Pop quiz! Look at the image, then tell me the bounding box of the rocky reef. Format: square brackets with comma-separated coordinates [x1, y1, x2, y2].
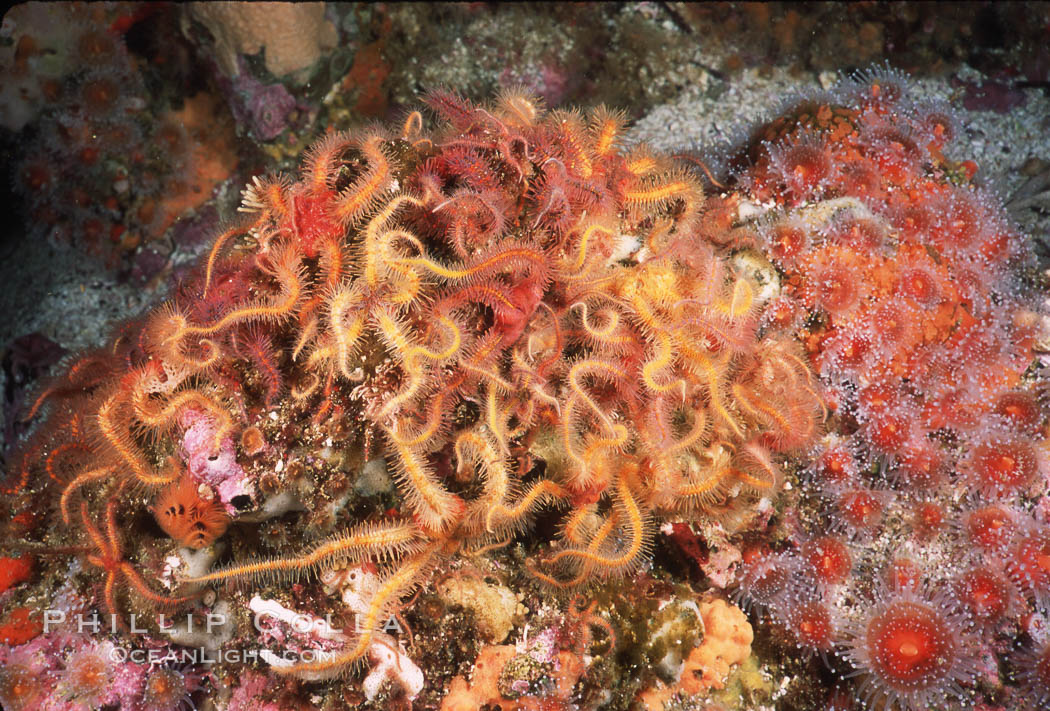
[1, 4, 1049, 711]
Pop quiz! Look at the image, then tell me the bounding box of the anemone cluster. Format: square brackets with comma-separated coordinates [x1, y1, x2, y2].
[8, 3, 229, 271]
[731, 68, 1048, 711]
[0, 631, 201, 711]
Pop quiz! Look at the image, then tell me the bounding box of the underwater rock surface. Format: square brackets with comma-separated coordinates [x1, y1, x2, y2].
[2, 4, 1050, 711]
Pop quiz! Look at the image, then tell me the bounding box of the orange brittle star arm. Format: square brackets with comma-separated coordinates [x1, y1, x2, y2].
[170, 249, 304, 340]
[273, 542, 440, 677]
[387, 433, 465, 533]
[180, 520, 422, 587]
[543, 474, 647, 577]
[567, 360, 625, 434]
[60, 467, 114, 524]
[641, 330, 687, 400]
[97, 392, 178, 487]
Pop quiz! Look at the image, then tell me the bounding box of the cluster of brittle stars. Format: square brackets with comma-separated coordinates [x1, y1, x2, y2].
[8, 88, 822, 679]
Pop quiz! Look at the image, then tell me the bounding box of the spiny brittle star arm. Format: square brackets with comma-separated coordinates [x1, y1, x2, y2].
[568, 360, 625, 434]
[641, 329, 687, 400]
[97, 392, 177, 487]
[179, 521, 422, 587]
[273, 541, 440, 676]
[543, 474, 646, 578]
[171, 251, 304, 340]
